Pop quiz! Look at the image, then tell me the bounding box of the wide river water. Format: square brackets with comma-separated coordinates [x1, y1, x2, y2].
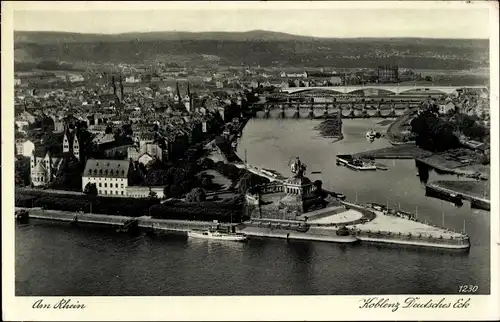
[15, 118, 490, 295]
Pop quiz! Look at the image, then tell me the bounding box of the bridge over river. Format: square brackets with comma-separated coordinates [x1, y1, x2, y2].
[281, 85, 488, 95]
[252, 101, 415, 118]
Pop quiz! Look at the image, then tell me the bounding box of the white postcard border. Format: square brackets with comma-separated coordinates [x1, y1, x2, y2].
[2, 1, 499, 321]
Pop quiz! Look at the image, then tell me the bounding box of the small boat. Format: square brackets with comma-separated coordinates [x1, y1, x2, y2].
[367, 203, 387, 212]
[333, 193, 347, 200]
[188, 229, 247, 242]
[395, 210, 415, 220]
[366, 129, 377, 139]
[345, 158, 377, 171]
[15, 209, 29, 221]
[336, 155, 377, 171]
[336, 226, 351, 236]
[296, 224, 310, 233]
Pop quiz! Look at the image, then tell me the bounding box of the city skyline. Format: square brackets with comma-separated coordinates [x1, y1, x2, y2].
[12, 2, 492, 39]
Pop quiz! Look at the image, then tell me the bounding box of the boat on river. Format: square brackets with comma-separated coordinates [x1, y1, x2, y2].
[366, 129, 377, 139]
[336, 155, 377, 171]
[188, 229, 248, 242]
[15, 209, 29, 221]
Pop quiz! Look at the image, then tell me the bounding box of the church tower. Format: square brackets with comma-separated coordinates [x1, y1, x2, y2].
[111, 76, 117, 96]
[184, 82, 193, 113]
[119, 75, 124, 103]
[174, 82, 181, 103]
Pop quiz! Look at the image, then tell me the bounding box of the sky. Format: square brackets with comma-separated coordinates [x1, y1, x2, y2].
[11, 2, 493, 39]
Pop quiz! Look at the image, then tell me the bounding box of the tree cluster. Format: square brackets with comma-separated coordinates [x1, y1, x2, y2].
[453, 114, 487, 142]
[214, 161, 270, 187]
[15, 156, 31, 187]
[149, 195, 246, 223]
[49, 155, 84, 191]
[83, 182, 98, 196]
[410, 110, 460, 152]
[185, 187, 207, 202]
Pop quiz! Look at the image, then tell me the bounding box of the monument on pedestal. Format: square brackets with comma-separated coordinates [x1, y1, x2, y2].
[278, 157, 314, 220]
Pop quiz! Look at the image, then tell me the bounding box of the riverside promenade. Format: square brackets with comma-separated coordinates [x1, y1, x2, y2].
[386, 107, 418, 144]
[237, 200, 470, 250]
[426, 180, 490, 206]
[314, 201, 469, 250]
[16, 207, 235, 233]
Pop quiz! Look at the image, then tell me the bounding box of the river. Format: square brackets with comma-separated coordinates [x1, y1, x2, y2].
[15, 118, 490, 295]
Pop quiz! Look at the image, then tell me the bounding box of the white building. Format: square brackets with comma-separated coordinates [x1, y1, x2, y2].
[330, 76, 343, 85]
[439, 102, 456, 115]
[125, 75, 141, 83]
[126, 186, 165, 199]
[16, 139, 35, 157]
[69, 74, 84, 83]
[82, 159, 130, 196]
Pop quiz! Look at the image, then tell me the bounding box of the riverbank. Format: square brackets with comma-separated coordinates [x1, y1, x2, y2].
[416, 154, 489, 180]
[386, 107, 418, 144]
[235, 200, 470, 250]
[16, 207, 236, 233]
[352, 144, 432, 159]
[426, 180, 490, 205]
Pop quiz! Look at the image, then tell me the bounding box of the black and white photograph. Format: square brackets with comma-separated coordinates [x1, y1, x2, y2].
[2, 1, 499, 320]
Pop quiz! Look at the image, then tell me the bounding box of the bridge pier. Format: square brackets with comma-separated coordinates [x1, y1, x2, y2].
[405, 102, 411, 113]
[308, 106, 314, 119]
[264, 105, 270, 118]
[294, 104, 300, 118]
[361, 103, 368, 119]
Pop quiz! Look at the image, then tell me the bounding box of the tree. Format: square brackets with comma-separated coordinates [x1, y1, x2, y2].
[237, 173, 252, 194]
[50, 156, 84, 190]
[148, 190, 158, 199]
[15, 156, 31, 187]
[121, 123, 133, 137]
[83, 182, 98, 196]
[201, 176, 213, 189]
[105, 126, 113, 134]
[185, 187, 206, 202]
[145, 169, 169, 186]
[410, 110, 460, 152]
[163, 185, 171, 198]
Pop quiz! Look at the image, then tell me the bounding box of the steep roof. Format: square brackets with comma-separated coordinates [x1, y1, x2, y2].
[83, 159, 130, 179]
[31, 162, 47, 174]
[92, 133, 115, 145]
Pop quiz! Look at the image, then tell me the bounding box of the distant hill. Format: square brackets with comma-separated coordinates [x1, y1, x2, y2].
[14, 30, 489, 70]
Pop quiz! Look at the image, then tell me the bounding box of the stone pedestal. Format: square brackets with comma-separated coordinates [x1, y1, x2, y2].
[278, 176, 314, 220]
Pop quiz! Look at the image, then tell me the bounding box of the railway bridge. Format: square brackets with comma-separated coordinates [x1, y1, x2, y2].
[281, 85, 488, 95]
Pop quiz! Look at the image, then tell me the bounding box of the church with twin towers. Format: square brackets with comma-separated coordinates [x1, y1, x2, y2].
[107, 75, 194, 113]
